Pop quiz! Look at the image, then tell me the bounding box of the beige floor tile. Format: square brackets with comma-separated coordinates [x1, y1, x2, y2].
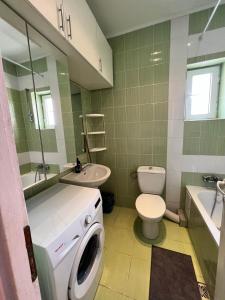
[94, 285, 133, 300]
[106, 227, 136, 255]
[158, 238, 185, 253]
[101, 207, 205, 299]
[114, 208, 138, 229]
[100, 248, 131, 294]
[163, 219, 191, 244]
[132, 239, 152, 260]
[103, 207, 120, 227]
[123, 257, 151, 300]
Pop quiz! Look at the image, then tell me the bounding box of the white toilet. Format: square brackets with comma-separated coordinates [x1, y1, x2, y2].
[135, 166, 166, 239]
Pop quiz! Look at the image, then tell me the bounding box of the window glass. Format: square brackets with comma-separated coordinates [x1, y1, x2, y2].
[186, 66, 220, 120]
[191, 73, 212, 115]
[31, 90, 55, 129]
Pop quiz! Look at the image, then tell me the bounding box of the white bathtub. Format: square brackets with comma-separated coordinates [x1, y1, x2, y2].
[186, 185, 221, 246]
[21, 172, 56, 191]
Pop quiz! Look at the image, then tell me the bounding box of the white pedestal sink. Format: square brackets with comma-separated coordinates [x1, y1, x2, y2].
[60, 163, 111, 188]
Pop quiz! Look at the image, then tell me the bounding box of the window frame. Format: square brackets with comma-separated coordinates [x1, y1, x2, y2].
[31, 90, 55, 130]
[185, 65, 220, 120]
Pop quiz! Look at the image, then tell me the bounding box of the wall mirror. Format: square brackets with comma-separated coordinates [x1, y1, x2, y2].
[0, 12, 45, 191]
[185, 55, 225, 121]
[27, 24, 68, 174]
[70, 81, 85, 156]
[0, 4, 68, 191]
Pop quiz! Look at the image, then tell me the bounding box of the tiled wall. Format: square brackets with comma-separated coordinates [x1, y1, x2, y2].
[175, 5, 225, 209]
[189, 4, 225, 34]
[183, 120, 225, 156]
[7, 88, 29, 153]
[90, 21, 170, 207]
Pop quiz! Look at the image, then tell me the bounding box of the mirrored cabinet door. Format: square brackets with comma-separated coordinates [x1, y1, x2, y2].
[27, 24, 71, 175]
[0, 5, 45, 191]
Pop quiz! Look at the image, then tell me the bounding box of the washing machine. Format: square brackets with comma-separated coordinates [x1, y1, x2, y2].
[26, 183, 104, 300]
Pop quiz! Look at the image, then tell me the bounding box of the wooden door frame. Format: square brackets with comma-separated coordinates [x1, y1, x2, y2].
[0, 55, 41, 299]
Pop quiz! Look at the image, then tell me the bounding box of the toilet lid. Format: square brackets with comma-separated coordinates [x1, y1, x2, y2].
[135, 194, 166, 220]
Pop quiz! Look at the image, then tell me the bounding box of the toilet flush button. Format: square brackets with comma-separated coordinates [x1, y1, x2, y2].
[85, 215, 92, 225]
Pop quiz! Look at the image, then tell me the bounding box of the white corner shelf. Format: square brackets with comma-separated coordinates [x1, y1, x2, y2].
[89, 147, 107, 153]
[85, 114, 104, 117]
[81, 131, 105, 135]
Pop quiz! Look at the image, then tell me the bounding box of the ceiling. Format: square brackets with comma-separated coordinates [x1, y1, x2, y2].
[86, 0, 223, 38]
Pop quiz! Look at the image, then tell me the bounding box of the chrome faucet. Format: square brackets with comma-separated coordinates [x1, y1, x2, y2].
[202, 175, 222, 183]
[35, 164, 49, 182]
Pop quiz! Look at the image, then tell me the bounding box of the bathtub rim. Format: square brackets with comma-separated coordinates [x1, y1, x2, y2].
[21, 172, 56, 191]
[186, 185, 220, 247]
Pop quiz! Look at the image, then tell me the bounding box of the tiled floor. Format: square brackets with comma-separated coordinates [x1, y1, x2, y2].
[94, 206, 205, 300]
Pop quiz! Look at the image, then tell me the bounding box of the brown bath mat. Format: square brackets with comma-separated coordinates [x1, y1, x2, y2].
[149, 246, 201, 300]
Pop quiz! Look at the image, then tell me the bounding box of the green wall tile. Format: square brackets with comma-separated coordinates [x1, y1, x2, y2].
[90, 21, 170, 208]
[138, 26, 154, 48]
[126, 105, 139, 122]
[109, 36, 125, 53]
[139, 85, 154, 104]
[126, 87, 140, 105]
[114, 90, 126, 106]
[125, 49, 139, 70]
[139, 66, 154, 85]
[183, 119, 225, 156]
[124, 31, 139, 50]
[183, 137, 200, 155]
[140, 103, 154, 121]
[189, 4, 225, 35]
[154, 102, 168, 120]
[114, 71, 126, 90]
[125, 69, 139, 87]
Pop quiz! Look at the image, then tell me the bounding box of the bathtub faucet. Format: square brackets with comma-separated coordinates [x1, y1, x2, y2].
[202, 175, 222, 183]
[35, 164, 50, 182]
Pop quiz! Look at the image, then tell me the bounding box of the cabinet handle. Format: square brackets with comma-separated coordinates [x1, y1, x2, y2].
[66, 15, 72, 39]
[99, 58, 102, 72]
[58, 4, 64, 31]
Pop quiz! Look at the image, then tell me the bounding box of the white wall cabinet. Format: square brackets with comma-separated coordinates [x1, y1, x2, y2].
[25, 0, 113, 87]
[28, 0, 63, 33]
[63, 0, 99, 71]
[96, 24, 113, 84]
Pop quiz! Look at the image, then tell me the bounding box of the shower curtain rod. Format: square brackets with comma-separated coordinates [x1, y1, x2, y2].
[199, 0, 222, 40]
[2, 56, 44, 78]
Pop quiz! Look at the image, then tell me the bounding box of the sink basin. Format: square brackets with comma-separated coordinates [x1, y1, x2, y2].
[60, 163, 111, 188]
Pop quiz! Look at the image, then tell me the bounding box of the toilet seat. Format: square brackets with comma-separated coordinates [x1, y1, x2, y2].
[135, 194, 166, 221]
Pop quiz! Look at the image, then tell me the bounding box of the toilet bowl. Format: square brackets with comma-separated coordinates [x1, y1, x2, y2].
[135, 166, 166, 239]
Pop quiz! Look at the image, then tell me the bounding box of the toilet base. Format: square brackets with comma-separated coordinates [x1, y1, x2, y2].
[142, 220, 159, 239]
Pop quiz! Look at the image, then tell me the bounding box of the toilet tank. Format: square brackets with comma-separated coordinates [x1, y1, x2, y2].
[137, 166, 166, 194]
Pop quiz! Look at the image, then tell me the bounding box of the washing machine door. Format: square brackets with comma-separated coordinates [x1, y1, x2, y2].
[68, 222, 104, 300]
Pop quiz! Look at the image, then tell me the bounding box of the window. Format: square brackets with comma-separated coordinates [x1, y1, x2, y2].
[185, 66, 220, 120]
[31, 90, 55, 129]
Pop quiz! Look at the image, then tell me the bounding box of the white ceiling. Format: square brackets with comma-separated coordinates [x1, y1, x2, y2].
[87, 0, 224, 38]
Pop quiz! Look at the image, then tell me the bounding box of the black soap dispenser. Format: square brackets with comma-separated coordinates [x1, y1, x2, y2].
[74, 158, 82, 173]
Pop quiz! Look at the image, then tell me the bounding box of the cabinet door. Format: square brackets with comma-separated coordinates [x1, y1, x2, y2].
[96, 24, 113, 84]
[64, 0, 98, 70]
[27, 0, 65, 34]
